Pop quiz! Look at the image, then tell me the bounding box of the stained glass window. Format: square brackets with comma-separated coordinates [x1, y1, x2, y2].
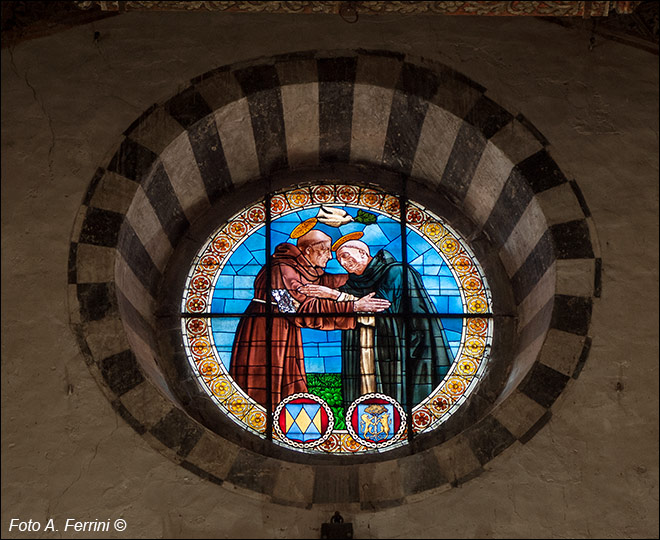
[181, 184, 492, 454]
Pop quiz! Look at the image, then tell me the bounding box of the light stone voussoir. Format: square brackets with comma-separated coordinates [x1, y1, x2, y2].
[491, 389, 549, 439]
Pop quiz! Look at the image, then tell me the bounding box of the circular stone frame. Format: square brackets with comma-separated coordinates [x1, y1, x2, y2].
[68, 49, 599, 508]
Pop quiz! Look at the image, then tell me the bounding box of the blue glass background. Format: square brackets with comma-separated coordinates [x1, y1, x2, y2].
[210, 207, 464, 372]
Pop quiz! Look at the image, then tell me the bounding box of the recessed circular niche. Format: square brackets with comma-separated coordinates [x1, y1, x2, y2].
[179, 182, 493, 455]
[69, 50, 598, 506]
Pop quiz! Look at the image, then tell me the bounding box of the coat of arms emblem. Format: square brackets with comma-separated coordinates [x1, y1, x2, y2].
[358, 403, 393, 442]
[346, 393, 406, 448]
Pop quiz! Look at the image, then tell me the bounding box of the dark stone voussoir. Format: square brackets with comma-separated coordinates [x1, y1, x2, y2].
[106, 137, 158, 183]
[464, 95, 514, 139]
[520, 361, 570, 409]
[463, 415, 517, 466]
[68, 242, 78, 284]
[78, 206, 125, 248]
[318, 57, 357, 163]
[550, 294, 592, 336]
[382, 92, 428, 175]
[396, 61, 439, 101]
[150, 407, 204, 458]
[235, 65, 288, 176]
[77, 282, 118, 322]
[440, 122, 488, 203]
[164, 85, 214, 130]
[510, 230, 555, 304]
[115, 288, 159, 352]
[516, 149, 567, 194]
[143, 162, 190, 248]
[550, 219, 594, 259]
[100, 349, 145, 397]
[186, 116, 234, 204]
[482, 167, 534, 249]
[116, 222, 163, 297]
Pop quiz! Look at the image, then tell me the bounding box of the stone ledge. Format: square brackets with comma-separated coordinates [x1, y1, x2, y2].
[519, 409, 552, 444]
[111, 398, 147, 435]
[67, 284, 82, 325]
[403, 481, 452, 504]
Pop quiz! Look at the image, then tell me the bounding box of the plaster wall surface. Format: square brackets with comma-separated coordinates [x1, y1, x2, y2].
[1, 11, 658, 539]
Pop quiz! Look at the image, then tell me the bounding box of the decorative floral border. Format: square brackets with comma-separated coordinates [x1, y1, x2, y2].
[181, 183, 492, 453]
[75, 1, 632, 17]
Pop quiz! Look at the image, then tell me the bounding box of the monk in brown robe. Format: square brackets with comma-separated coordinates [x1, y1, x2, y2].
[229, 230, 390, 410]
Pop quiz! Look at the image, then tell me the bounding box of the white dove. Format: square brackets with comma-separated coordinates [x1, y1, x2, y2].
[316, 206, 354, 227]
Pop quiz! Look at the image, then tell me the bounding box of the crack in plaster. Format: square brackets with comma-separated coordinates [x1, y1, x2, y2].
[7, 46, 57, 183]
[47, 416, 121, 517]
[90, 30, 147, 114]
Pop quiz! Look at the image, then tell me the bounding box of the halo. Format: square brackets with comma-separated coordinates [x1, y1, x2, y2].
[290, 217, 318, 239]
[331, 231, 364, 251]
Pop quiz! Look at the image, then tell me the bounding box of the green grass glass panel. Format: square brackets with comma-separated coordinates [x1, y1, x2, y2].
[306, 373, 345, 430]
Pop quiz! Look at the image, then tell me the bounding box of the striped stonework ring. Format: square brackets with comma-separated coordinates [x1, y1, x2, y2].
[68, 49, 599, 508]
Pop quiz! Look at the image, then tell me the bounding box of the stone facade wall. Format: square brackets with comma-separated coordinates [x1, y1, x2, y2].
[2, 11, 658, 539]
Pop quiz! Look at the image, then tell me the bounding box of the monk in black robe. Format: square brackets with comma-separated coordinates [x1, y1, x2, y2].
[335, 240, 453, 409]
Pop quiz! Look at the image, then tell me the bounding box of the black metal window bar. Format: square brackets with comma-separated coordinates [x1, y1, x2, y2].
[182, 179, 494, 446]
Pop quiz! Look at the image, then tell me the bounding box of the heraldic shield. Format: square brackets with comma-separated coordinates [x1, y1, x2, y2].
[273, 393, 335, 449]
[346, 394, 407, 448]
